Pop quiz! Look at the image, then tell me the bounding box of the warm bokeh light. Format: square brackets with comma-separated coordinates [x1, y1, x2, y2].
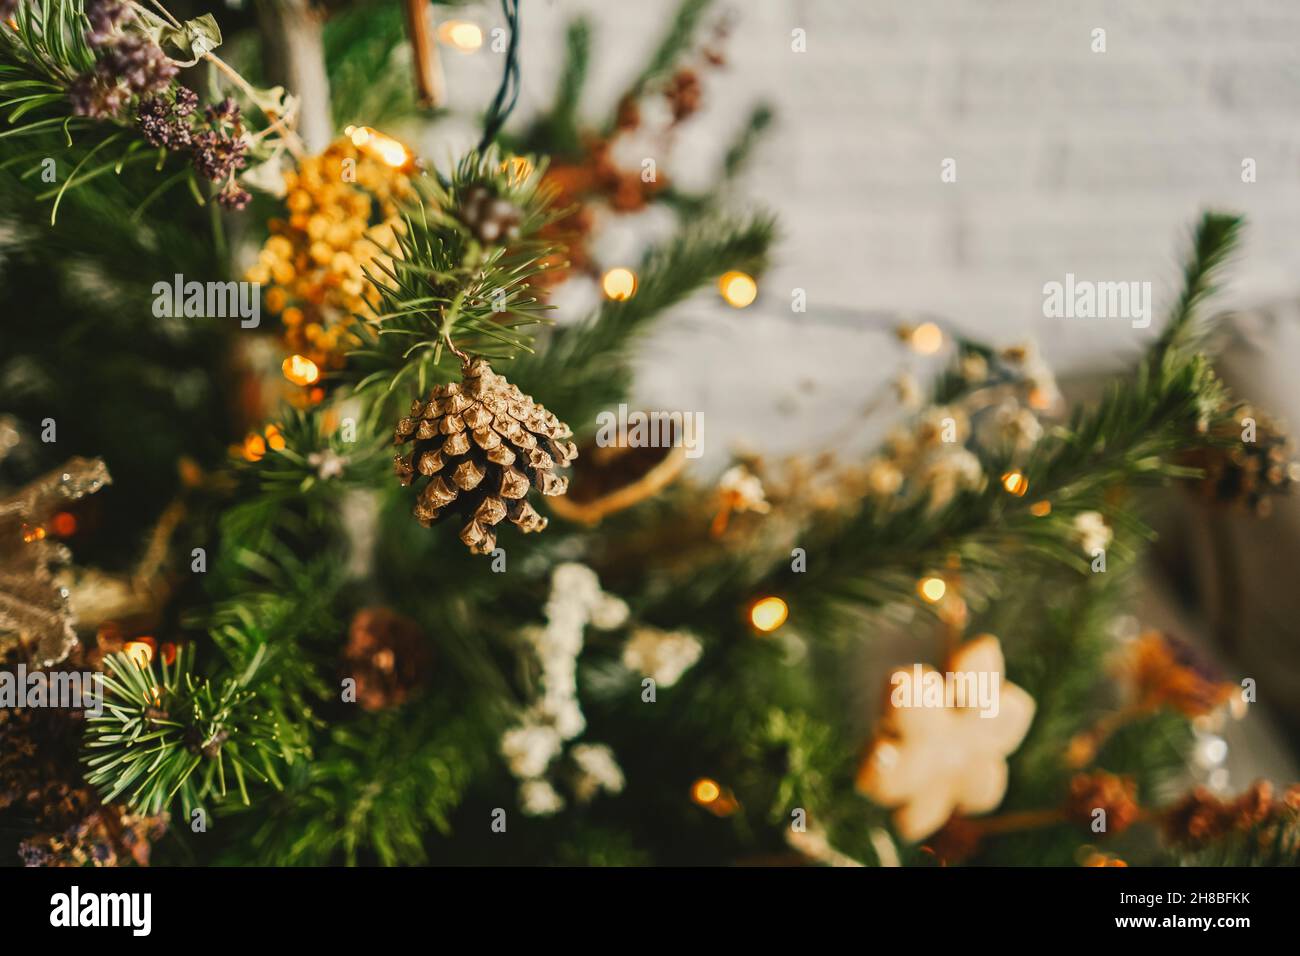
[917, 576, 947, 603]
[22, 524, 46, 543]
[719, 270, 758, 308]
[749, 596, 789, 632]
[50, 512, 77, 536]
[601, 267, 638, 301]
[909, 321, 944, 355]
[343, 125, 410, 168]
[1002, 470, 1029, 497]
[283, 354, 321, 386]
[438, 19, 484, 51]
[1030, 499, 1052, 517]
[691, 778, 721, 805]
[264, 424, 287, 452]
[242, 434, 267, 462]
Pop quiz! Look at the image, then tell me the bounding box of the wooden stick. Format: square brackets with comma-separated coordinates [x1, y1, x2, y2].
[403, 0, 446, 108]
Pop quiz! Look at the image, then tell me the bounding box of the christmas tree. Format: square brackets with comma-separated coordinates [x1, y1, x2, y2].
[1, 0, 1297, 872]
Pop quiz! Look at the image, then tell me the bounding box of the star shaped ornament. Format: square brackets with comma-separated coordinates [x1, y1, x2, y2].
[855, 634, 1035, 841]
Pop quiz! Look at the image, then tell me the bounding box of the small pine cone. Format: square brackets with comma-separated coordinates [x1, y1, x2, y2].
[1065, 771, 1140, 836]
[394, 357, 577, 553]
[458, 184, 522, 245]
[1186, 408, 1297, 516]
[342, 607, 432, 711]
[1162, 786, 1226, 849]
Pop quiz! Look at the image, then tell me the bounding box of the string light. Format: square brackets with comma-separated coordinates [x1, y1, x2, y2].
[343, 125, 411, 169]
[908, 322, 944, 355]
[1030, 500, 1052, 517]
[282, 354, 321, 386]
[749, 596, 788, 632]
[437, 19, 484, 51]
[692, 778, 721, 804]
[601, 267, 638, 301]
[917, 576, 946, 603]
[263, 424, 287, 452]
[718, 270, 758, 308]
[1001, 470, 1029, 497]
[691, 777, 739, 816]
[21, 524, 46, 543]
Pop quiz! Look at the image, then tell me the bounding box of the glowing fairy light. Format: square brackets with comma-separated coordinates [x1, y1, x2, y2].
[719, 270, 758, 308]
[343, 125, 411, 169]
[917, 576, 946, 603]
[749, 596, 789, 632]
[1001, 470, 1029, 497]
[282, 354, 321, 386]
[601, 267, 638, 301]
[438, 20, 484, 51]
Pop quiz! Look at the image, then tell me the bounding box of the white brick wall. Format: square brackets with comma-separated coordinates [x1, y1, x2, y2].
[432, 0, 1300, 461]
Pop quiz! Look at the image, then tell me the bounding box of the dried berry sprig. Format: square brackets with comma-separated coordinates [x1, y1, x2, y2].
[135, 91, 250, 208]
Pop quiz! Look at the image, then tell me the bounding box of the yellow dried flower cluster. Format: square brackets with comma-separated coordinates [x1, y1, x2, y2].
[246, 137, 416, 369]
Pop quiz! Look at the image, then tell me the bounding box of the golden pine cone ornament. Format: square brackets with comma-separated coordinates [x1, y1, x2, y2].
[394, 358, 578, 553]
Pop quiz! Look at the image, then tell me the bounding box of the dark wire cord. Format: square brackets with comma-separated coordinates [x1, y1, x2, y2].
[477, 0, 522, 154]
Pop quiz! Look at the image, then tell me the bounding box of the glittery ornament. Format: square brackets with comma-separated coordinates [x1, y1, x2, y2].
[0, 458, 111, 666]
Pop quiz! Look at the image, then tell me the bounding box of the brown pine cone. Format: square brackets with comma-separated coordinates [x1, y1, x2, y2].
[1185, 407, 1297, 516]
[457, 184, 522, 245]
[1161, 780, 1277, 850]
[394, 358, 577, 554]
[342, 607, 432, 711]
[1065, 771, 1140, 835]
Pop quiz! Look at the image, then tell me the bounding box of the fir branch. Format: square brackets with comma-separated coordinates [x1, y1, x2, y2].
[511, 210, 776, 428]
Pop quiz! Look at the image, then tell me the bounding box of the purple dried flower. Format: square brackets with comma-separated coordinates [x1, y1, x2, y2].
[191, 127, 248, 182]
[173, 86, 199, 117]
[17, 840, 52, 867]
[204, 97, 241, 126]
[217, 181, 252, 210]
[136, 92, 195, 148]
[83, 0, 130, 47]
[69, 71, 129, 119]
[101, 34, 177, 98]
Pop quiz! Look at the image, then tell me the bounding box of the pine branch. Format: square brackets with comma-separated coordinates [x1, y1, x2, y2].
[343, 150, 567, 417]
[1153, 212, 1243, 367]
[517, 17, 589, 158]
[83, 646, 304, 817]
[620, 0, 714, 108]
[323, 0, 418, 130]
[735, 211, 1242, 632]
[221, 703, 497, 865]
